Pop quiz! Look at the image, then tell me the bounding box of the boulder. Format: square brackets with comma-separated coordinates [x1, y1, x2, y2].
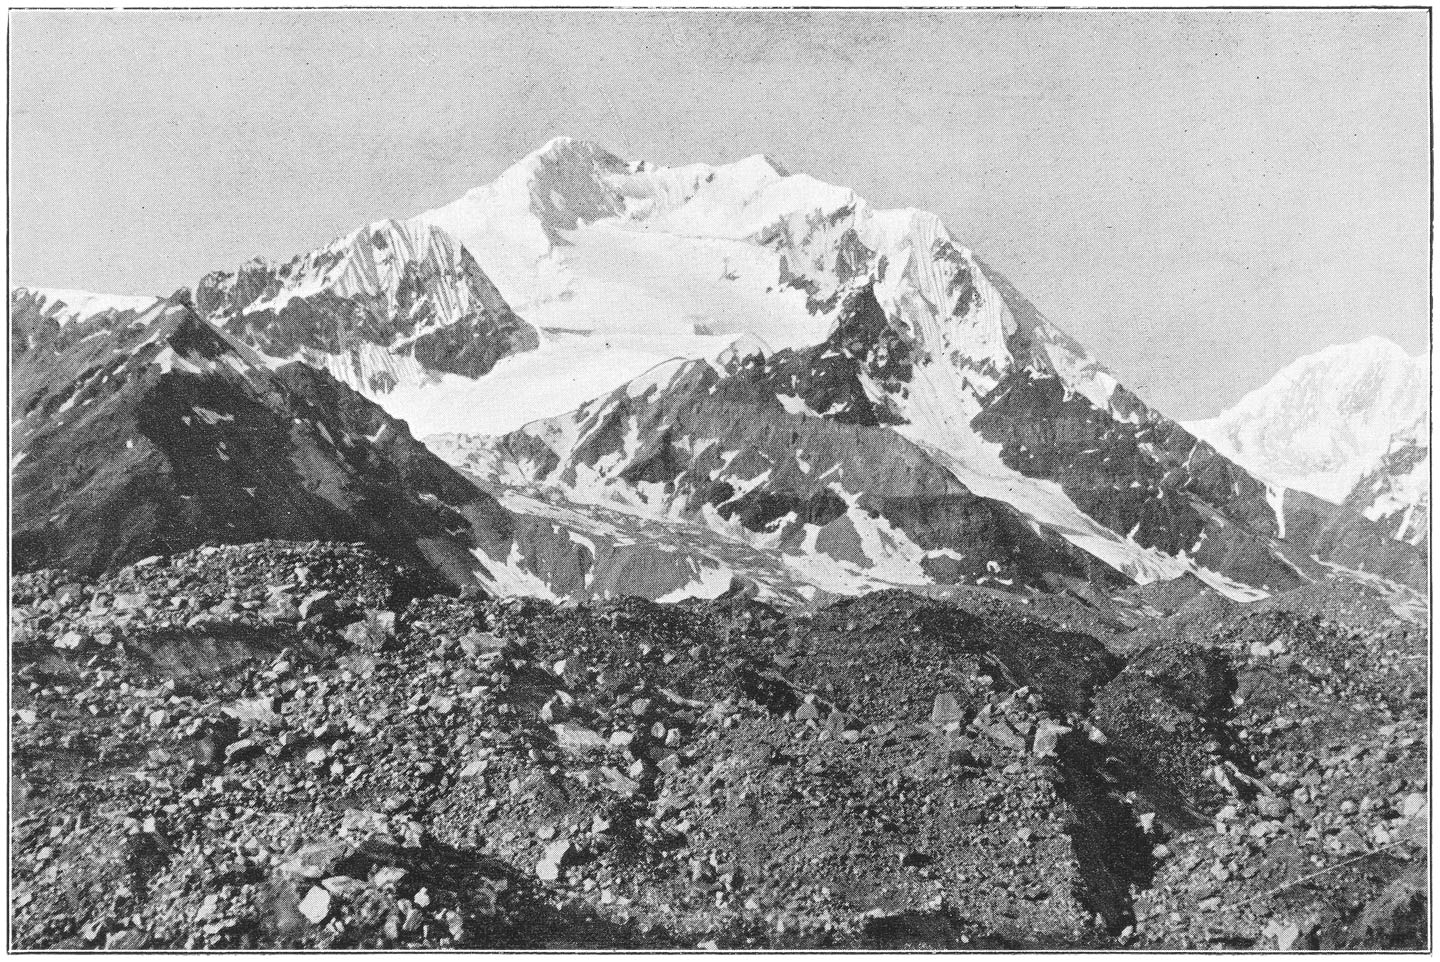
[343, 610, 398, 651]
[299, 590, 337, 622]
[535, 840, 573, 882]
[297, 886, 332, 924]
[1032, 720, 1073, 758]
[553, 722, 608, 754]
[930, 691, 965, 726]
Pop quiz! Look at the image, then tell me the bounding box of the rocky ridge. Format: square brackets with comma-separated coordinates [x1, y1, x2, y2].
[9, 288, 515, 590]
[197, 218, 538, 392]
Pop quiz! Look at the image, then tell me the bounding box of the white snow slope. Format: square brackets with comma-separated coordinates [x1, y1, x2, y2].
[412, 137, 1124, 438]
[1185, 337, 1428, 503]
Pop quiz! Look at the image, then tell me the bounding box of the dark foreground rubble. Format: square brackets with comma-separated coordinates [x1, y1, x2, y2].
[9, 541, 1429, 949]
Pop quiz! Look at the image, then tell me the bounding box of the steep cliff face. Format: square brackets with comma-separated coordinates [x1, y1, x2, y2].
[10, 287, 515, 590]
[196, 218, 537, 396]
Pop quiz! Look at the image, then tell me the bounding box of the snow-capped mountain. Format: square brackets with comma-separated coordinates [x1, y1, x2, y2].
[435, 292, 1129, 601]
[409, 136, 1126, 437]
[414, 139, 1423, 600]
[10, 286, 517, 588]
[11, 138, 1426, 605]
[1185, 337, 1427, 503]
[449, 289, 1427, 601]
[196, 217, 537, 405]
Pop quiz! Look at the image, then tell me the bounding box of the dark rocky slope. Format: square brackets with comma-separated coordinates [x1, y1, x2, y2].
[467, 288, 1141, 596]
[973, 373, 1427, 593]
[10, 290, 514, 589]
[9, 542, 1426, 949]
[476, 351, 1127, 595]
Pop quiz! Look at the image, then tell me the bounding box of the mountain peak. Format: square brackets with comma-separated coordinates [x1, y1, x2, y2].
[1354, 334, 1405, 351]
[194, 214, 535, 390]
[748, 153, 791, 177]
[520, 136, 629, 176]
[530, 135, 603, 156]
[1186, 336, 1428, 502]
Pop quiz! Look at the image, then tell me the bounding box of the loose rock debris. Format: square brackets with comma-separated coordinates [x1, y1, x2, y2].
[9, 541, 1428, 949]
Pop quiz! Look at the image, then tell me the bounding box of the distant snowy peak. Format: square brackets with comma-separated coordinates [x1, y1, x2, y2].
[411, 136, 1126, 437]
[12, 286, 161, 327]
[1185, 336, 1428, 502]
[195, 218, 537, 397]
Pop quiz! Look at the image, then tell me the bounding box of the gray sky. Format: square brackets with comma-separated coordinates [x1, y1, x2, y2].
[9, 9, 1430, 418]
